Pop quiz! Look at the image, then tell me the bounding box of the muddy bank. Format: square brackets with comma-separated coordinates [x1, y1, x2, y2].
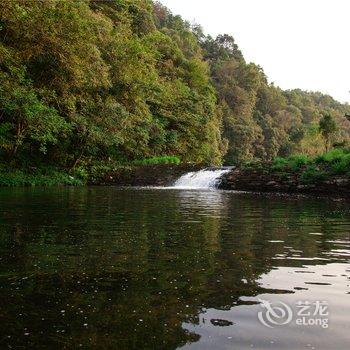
[89, 164, 202, 187]
[219, 168, 350, 197]
[89, 164, 350, 198]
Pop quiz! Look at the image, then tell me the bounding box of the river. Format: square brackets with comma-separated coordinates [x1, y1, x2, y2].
[0, 187, 349, 349]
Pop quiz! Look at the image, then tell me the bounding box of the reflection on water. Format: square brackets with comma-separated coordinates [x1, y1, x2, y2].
[176, 189, 228, 218]
[181, 263, 350, 350]
[0, 187, 349, 349]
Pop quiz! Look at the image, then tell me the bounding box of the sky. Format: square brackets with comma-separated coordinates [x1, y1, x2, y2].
[160, 0, 350, 103]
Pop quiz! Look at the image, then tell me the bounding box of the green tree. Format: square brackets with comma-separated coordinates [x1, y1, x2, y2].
[1, 0, 350, 173]
[319, 114, 337, 151]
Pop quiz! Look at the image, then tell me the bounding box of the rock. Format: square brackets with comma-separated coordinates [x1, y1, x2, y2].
[335, 178, 349, 185]
[91, 164, 350, 198]
[210, 319, 234, 327]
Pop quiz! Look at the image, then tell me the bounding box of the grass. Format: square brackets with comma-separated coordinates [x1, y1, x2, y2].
[300, 166, 327, 184]
[270, 148, 350, 184]
[2, 150, 348, 188]
[132, 156, 181, 166]
[272, 154, 310, 171]
[87, 163, 132, 184]
[0, 156, 182, 187]
[0, 169, 84, 187]
[314, 149, 350, 175]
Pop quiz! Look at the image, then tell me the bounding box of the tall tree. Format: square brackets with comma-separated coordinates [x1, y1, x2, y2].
[319, 114, 337, 151]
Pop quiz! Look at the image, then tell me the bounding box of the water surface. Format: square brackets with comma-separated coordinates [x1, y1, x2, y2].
[0, 187, 349, 349]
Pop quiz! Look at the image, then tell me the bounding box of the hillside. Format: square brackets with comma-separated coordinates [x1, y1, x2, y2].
[1, 0, 349, 177]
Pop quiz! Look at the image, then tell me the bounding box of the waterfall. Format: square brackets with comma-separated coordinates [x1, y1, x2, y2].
[172, 168, 231, 189]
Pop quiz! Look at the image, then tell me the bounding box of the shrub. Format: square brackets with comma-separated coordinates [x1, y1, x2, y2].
[72, 166, 89, 181]
[315, 149, 348, 164]
[0, 170, 83, 187]
[272, 149, 350, 177]
[88, 164, 132, 183]
[132, 156, 181, 166]
[271, 157, 290, 171]
[330, 153, 350, 174]
[242, 159, 264, 170]
[272, 154, 309, 171]
[289, 154, 310, 170]
[300, 165, 327, 184]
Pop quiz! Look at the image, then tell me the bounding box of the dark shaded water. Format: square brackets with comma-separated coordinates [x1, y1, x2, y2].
[0, 187, 349, 349]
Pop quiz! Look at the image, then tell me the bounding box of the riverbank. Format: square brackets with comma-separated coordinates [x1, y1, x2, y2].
[220, 151, 350, 197]
[219, 167, 350, 197]
[88, 164, 202, 187]
[0, 164, 201, 188]
[1, 149, 349, 198]
[91, 164, 350, 197]
[1, 164, 349, 198]
[0, 169, 84, 187]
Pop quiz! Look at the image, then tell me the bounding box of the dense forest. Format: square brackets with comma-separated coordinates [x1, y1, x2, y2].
[1, 0, 350, 175]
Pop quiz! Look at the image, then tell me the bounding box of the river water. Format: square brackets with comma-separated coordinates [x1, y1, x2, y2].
[0, 187, 349, 349]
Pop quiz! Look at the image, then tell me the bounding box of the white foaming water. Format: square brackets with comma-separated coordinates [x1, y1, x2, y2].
[172, 168, 231, 189]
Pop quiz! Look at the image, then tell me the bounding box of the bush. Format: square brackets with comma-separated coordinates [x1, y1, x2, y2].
[271, 157, 290, 171]
[0, 170, 83, 187]
[271, 149, 350, 177]
[242, 159, 264, 170]
[72, 166, 89, 181]
[300, 165, 327, 184]
[315, 149, 348, 164]
[87, 163, 132, 183]
[132, 156, 181, 166]
[272, 154, 309, 171]
[330, 153, 350, 174]
[267, 148, 350, 186]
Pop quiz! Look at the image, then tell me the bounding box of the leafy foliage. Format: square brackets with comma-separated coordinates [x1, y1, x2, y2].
[202, 32, 350, 164]
[0, 0, 350, 178]
[300, 165, 327, 184]
[270, 148, 350, 184]
[0, 169, 83, 187]
[132, 155, 181, 165]
[272, 155, 310, 171]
